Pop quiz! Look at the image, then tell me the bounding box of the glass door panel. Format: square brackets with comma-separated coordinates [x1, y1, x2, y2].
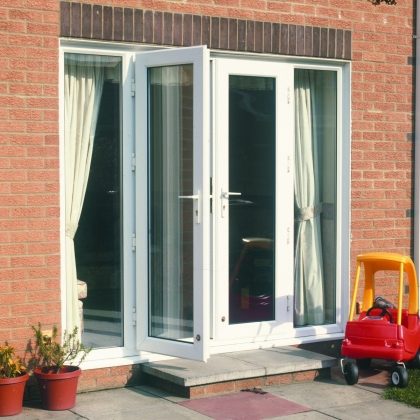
[136, 46, 210, 361]
[228, 76, 276, 325]
[214, 59, 294, 342]
[149, 65, 194, 341]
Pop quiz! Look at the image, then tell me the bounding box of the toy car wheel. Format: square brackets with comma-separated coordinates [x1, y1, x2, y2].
[356, 358, 372, 369]
[344, 362, 358, 385]
[391, 366, 409, 388]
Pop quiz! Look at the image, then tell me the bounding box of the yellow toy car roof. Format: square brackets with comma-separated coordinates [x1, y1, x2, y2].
[349, 252, 419, 324]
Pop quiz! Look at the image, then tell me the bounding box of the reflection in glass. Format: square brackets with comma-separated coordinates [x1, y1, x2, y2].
[228, 76, 276, 324]
[149, 65, 194, 341]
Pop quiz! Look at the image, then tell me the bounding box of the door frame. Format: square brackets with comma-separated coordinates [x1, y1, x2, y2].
[135, 46, 211, 361]
[209, 56, 351, 348]
[212, 58, 295, 342]
[60, 40, 351, 365]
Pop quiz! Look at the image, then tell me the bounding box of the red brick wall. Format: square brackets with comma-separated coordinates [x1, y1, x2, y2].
[0, 1, 61, 353]
[0, 0, 416, 390]
[348, 0, 414, 305]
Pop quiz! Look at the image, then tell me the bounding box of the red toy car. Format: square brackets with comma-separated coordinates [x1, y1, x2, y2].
[341, 252, 420, 387]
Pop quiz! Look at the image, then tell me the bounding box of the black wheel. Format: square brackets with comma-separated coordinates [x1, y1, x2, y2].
[391, 366, 409, 388]
[356, 358, 372, 369]
[408, 349, 420, 369]
[344, 362, 359, 385]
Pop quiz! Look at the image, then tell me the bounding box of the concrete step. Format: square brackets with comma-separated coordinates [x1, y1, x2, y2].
[141, 346, 338, 398]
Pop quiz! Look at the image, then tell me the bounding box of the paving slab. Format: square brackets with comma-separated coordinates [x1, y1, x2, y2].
[70, 387, 172, 418]
[72, 387, 215, 419]
[2, 401, 81, 420]
[135, 384, 190, 403]
[179, 392, 311, 419]
[85, 402, 213, 420]
[141, 346, 337, 387]
[265, 380, 381, 410]
[320, 399, 420, 420]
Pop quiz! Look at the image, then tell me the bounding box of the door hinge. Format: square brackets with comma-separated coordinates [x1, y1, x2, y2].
[131, 79, 135, 96]
[287, 155, 290, 172]
[287, 227, 290, 244]
[132, 233, 136, 251]
[287, 295, 291, 312]
[287, 86, 290, 104]
[132, 307, 136, 326]
[132, 153, 136, 171]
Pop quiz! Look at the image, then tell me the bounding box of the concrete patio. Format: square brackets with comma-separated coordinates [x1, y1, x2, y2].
[8, 355, 420, 419]
[11, 365, 420, 419]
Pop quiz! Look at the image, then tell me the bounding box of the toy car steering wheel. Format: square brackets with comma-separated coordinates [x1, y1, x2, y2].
[366, 306, 394, 323]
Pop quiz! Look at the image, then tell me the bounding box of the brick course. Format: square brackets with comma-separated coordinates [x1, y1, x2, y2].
[60, 1, 351, 58]
[0, 0, 416, 391]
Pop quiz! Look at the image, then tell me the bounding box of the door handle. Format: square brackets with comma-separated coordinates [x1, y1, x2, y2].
[221, 189, 241, 218]
[179, 190, 201, 223]
[221, 191, 241, 197]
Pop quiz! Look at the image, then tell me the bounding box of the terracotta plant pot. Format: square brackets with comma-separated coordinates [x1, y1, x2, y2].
[0, 372, 29, 416]
[34, 366, 81, 411]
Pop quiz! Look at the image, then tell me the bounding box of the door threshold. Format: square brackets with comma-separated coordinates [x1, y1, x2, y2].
[141, 345, 338, 398]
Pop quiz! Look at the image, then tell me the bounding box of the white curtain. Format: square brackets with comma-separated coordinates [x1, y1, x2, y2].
[64, 54, 108, 338]
[294, 70, 325, 326]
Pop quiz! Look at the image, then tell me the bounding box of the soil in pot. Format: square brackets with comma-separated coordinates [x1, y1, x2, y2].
[0, 372, 29, 416]
[34, 366, 81, 411]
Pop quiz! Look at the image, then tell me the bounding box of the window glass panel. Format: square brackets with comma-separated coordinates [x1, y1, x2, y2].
[149, 65, 194, 342]
[228, 75, 276, 324]
[294, 69, 337, 326]
[66, 53, 123, 348]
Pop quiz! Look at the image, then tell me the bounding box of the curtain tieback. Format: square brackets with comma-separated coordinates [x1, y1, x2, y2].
[65, 221, 79, 239]
[295, 203, 323, 222]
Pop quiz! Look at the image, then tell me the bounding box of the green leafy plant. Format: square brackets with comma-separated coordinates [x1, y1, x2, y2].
[0, 345, 26, 379]
[32, 323, 92, 374]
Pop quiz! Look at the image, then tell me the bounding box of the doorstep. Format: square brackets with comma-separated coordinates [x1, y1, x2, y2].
[141, 346, 338, 398]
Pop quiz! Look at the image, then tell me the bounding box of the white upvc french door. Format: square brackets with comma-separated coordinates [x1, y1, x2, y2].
[135, 46, 210, 361]
[212, 58, 295, 342]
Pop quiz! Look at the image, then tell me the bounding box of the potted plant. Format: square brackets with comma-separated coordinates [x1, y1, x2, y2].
[0, 345, 28, 416]
[32, 323, 91, 411]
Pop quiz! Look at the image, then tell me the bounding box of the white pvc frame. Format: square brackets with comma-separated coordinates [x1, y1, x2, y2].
[213, 58, 294, 342]
[60, 41, 146, 368]
[135, 46, 210, 361]
[59, 39, 351, 367]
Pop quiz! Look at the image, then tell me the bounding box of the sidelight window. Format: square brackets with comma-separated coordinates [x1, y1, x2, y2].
[294, 69, 337, 327]
[64, 53, 123, 348]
